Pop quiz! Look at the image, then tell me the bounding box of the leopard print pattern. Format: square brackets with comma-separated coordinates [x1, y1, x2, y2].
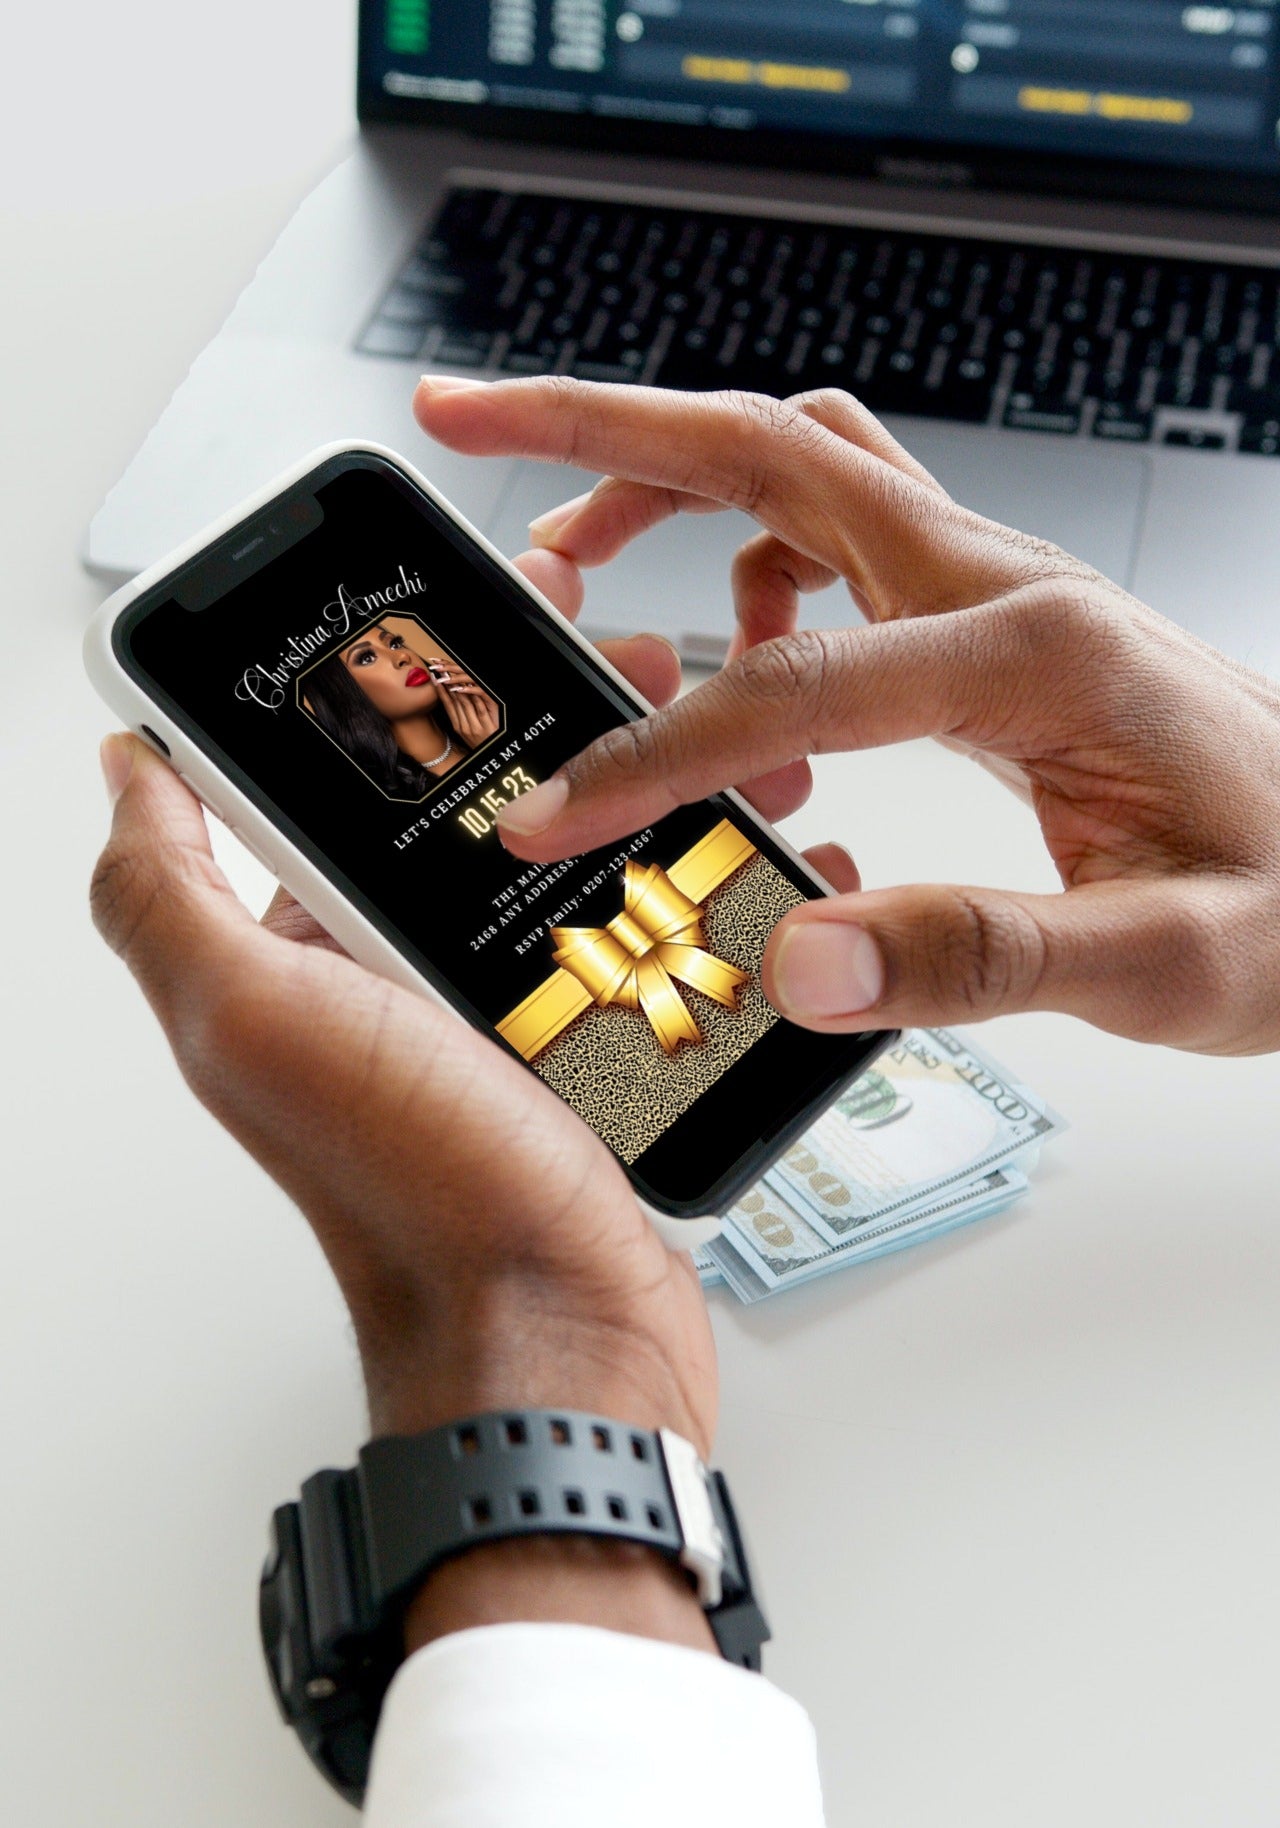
[532, 853, 807, 1164]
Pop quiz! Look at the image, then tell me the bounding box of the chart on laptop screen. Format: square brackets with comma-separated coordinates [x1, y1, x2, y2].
[369, 0, 1280, 177]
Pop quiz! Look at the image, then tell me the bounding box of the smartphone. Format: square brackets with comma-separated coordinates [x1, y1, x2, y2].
[85, 445, 895, 1247]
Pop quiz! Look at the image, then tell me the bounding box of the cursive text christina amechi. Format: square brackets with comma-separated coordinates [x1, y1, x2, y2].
[234, 565, 427, 712]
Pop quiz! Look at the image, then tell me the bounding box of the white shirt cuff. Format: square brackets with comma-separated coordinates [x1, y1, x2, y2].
[362, 1623, 826, 1827]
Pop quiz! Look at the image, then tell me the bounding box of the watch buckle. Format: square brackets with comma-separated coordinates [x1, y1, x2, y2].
[658, 1427, 726, 1609]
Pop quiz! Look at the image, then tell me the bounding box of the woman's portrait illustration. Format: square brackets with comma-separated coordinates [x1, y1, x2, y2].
[299, 614, 503, 800]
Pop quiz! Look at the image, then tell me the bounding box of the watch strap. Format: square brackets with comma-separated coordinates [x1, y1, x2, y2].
[261, 1410, 770, 1806]
[358, 1411, 766, 1667]
[362, 1412, 691, 1598]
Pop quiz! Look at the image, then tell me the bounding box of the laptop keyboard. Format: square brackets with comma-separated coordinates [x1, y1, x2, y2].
[359, 185, 1280, 458]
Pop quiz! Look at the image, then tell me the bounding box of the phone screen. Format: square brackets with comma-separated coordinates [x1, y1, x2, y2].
[118, 453, 889, 1215]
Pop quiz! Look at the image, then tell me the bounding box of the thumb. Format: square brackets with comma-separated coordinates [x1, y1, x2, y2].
[762, 875, 1237, 1048]
[90, 733, 258, 1026]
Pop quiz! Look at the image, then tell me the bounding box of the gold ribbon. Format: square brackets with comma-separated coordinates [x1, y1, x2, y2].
[497, 820, 757, 1061]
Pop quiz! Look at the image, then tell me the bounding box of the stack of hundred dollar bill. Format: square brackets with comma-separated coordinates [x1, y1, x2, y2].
[695, 1028, 1064, 1305]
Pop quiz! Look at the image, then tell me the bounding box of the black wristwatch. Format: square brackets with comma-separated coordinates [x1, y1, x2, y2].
[259, 1409, 770, 1806]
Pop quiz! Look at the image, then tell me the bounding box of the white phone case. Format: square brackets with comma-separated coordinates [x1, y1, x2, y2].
[84, 441, 853, 1252]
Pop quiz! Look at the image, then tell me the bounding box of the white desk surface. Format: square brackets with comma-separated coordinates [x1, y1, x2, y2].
[3, 5, 1278, 1823]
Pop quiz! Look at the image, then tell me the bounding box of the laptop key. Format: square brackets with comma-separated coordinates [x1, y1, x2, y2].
[434, 333, 497, 368]
[378, 287, 439, 326]
[1162, 427, 1227, 450]
[1004, 398, 1083, 436]
[358, 319, 428, 360]
[570, 360, 638, 383]
[1240, 419, 1280, 455]
[501, 351, 553, 374]
[1156, 372, 1215, 411]
[1093, 405, 1154, 443]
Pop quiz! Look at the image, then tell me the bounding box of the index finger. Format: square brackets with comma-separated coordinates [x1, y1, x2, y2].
[415, 376, 930, 600]
[414, 377, 1082, 621]
[493, 601, 1046, 862]
[525, 383, 946, 572]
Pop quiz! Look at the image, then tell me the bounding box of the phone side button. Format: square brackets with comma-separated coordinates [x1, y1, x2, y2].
[178, 774, 227, 823]
[229, 828, 278, 878]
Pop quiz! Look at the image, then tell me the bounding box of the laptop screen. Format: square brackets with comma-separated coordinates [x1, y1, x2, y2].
[359, 1, 1280, 206]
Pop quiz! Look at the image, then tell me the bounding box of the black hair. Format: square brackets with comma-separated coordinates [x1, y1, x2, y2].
[303, 647, 456, 799]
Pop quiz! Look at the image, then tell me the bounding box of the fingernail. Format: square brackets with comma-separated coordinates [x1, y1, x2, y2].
[100, 732, 135, 806]
[772, 922, 885, 1019]
[417, 374, 491, 394]
[529, 491, 595, 545]
[496, 773, 570, 837]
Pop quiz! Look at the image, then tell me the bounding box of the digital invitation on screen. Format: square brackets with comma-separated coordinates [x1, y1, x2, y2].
[126, 463, 842, 1176]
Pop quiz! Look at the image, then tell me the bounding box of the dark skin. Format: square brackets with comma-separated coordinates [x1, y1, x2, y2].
[91, 546, 855, 1656]
[412, 375, 1280, 1057]
[97, 374, 1280, 1674]
[342, 622, 501, 769]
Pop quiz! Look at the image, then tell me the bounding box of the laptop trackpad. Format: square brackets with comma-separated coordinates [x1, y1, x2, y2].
[485, 427, 1148, 654]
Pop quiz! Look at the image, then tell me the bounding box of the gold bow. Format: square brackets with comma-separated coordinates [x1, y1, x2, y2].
[497, 820, 757, 1061]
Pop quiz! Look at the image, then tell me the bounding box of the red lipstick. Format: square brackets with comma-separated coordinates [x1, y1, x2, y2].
[405, 667, 430, 688]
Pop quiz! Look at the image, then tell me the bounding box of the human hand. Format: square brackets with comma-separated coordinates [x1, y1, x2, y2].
[433, 663, 503, 745]
[415, 376, 1280, 1057]
[90, 556, 722, 1652]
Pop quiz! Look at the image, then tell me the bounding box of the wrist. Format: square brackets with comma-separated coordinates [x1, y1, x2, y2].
[402, 1534, 718, 1658]
[360, 1289, 714, 1459]
[362, 1309, 721, 1657]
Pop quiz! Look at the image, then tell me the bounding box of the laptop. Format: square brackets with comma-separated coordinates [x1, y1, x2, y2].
[87, 0, 1280, 675]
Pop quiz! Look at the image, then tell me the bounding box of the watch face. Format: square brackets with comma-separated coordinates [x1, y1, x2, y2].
[260, 1488, 384, 1806]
